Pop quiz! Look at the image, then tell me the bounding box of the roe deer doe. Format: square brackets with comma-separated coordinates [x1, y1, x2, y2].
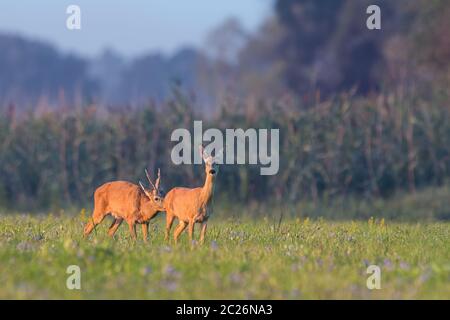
[164, 146, 221, 244]
[84, 169, 164, 241]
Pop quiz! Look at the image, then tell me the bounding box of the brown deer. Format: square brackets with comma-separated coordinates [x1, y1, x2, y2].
[83, 169, 164, 242]
[164, 146, 220, 244]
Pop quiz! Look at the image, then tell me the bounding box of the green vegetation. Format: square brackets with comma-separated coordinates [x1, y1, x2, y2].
[1, 90, 450, 211]
[0, 212, 448, 299]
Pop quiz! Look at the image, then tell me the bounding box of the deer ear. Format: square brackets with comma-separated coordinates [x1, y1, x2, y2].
[199, 145, 208, 162]
[215, 148, 223, 160]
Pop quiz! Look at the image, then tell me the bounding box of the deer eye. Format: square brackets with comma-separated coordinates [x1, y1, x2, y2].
[154, 197, 160, 202]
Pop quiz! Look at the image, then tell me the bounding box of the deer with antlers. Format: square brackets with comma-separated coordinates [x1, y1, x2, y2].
[164, 146, 221, 245]
[83, 169, 164, 241]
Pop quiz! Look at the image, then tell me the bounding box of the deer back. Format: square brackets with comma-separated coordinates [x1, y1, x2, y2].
[94, 181, 144, 220]
[164, 186, 205, 221]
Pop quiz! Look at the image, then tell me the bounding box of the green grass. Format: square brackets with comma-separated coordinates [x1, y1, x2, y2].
[0, 213, 448, 299]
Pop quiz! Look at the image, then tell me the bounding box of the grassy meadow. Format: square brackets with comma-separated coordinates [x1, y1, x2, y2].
[0, 209, 448, 299]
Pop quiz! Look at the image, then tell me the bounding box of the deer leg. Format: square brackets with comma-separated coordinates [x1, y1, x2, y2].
[188, 221, 195, 243]
[107, 218, 123, 238]
[83, 221, 95, 237]
[165, 214, 175, 241]
[173, 221, 187, 244]
[127, 220, 137, 240]
[84, 210, 106, 237]
[199, 221, 208, 245]
[142, 222, 149, 243]
[108, 218, 117, 229]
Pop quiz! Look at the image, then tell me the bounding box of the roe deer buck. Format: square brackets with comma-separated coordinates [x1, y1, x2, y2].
[164, 146, 221, 244]
[83, 169, 164, 241]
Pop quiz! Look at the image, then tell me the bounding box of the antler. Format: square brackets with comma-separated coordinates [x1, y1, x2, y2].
[139, 181, 152, 198]
[145, 168, 157, 190]
[155, 168, 161, 190]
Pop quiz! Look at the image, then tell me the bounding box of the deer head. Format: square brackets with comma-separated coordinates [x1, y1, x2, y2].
[199, 145, 222, 177]
[139, 168, 164, 207]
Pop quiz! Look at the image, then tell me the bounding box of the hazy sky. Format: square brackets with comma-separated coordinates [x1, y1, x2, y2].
[0, 0, 271, 58]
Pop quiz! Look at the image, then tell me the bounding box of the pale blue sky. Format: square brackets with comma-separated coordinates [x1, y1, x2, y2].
[0, 0, 271, 58]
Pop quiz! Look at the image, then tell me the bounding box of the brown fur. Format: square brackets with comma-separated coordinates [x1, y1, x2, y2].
[83, 181, 164, 241]
[164, 147, 219, 244]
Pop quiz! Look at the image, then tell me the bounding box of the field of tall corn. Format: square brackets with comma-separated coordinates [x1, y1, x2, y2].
[1, 91, 449, 212]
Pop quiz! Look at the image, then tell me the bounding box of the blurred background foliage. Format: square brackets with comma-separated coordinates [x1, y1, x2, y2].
[0, 0, 449, 215]
[1, 88, 449, 213]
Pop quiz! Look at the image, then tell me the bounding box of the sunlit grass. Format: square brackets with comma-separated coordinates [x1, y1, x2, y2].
[0, 214, 448, 299]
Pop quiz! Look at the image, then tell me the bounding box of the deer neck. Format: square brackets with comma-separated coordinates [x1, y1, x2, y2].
[200, 173, 215, 206]
[140, 196, 156, 213]
[140, 196, 150, 208]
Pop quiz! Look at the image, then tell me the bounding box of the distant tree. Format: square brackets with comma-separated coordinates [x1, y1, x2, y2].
[237, 18, 287, 99]
[201, 18, 248, 104]
[411, 0, 450, 87]
[274, 0, 344, 94]
[0, 34, 98, 107]
[273, 0, 402, 95]
[89, 48, 126, 104]
[205, 17, 248, 65]
[118, 48, 207, 108]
